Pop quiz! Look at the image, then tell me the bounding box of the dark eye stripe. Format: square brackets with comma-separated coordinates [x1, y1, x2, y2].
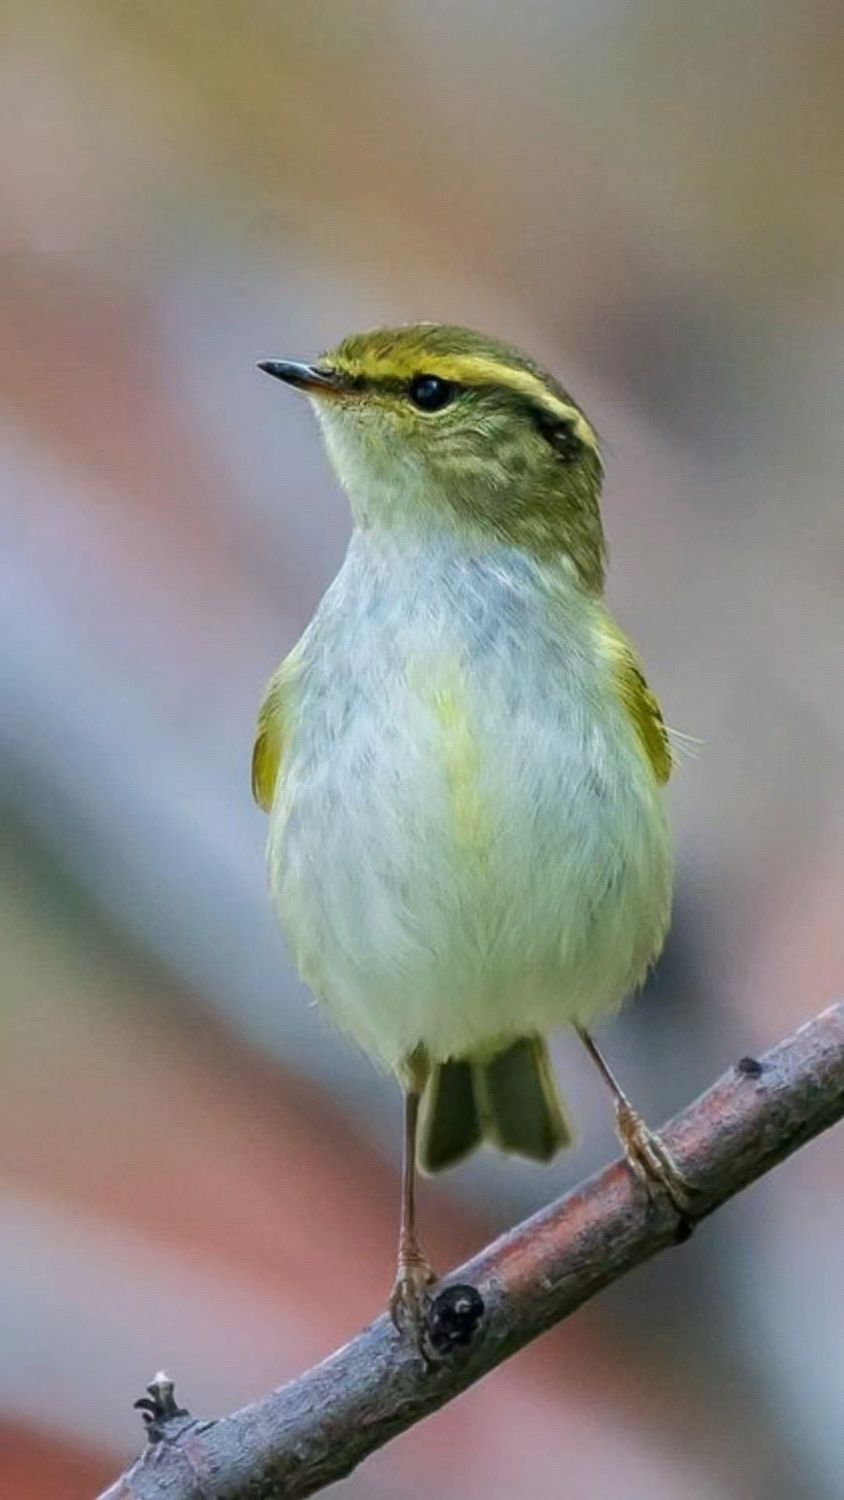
[533, 409, 583, 462]
[339, 369, 589, 460]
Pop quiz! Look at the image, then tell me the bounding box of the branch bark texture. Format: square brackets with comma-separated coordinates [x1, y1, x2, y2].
[100, 1000, 844, 1500]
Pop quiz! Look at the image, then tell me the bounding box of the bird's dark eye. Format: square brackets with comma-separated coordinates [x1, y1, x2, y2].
[409, 375, 455, 412]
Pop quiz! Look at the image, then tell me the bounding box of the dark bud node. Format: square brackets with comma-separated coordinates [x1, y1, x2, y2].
[736, 1055, 764, 1079]
[425, 1283, 485, 1354]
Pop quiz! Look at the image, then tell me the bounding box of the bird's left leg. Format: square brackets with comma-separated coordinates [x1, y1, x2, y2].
[389, 1046, 437, 1345]
[577, 1027, 700, 1221]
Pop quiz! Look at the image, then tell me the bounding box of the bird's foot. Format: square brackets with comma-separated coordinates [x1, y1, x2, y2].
[389, 1250, 438, 1356]
[615, 1102, 700, 1227]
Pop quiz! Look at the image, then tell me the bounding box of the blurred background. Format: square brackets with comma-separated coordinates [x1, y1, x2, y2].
[3, 2, 843, 1496]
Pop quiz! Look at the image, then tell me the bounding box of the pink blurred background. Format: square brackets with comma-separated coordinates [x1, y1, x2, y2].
[3, 4, 844, 1496]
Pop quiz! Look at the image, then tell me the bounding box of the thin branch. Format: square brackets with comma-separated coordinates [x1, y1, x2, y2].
[99, 1000, 844, 1500]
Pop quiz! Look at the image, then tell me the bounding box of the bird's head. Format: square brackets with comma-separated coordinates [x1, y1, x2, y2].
[259, 323, 605, 590]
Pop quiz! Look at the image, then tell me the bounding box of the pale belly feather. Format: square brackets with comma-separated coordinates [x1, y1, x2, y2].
[268, 534, 672, 1073]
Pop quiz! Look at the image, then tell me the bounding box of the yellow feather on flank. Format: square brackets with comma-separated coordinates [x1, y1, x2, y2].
[251, 650, 301, 812]
[430, 682, 487, 851]
[598, 617, 674, 785]
[409, 657, 488, 851]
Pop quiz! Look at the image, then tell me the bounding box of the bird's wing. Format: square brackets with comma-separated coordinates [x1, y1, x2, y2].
[251, 648, 302, 812]
[601, 618, 673, 785]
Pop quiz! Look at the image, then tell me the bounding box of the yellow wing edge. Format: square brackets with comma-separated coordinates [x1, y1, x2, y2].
[251, 650, 301, 812]
[599, 618, 673, 785]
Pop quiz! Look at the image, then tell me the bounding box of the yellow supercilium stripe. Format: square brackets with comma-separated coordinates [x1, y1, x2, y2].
[426, 355, 599, 454]
[347, 348, 599, 454]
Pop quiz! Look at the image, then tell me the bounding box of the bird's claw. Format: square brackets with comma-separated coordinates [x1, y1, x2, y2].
[389, 1254, 438, 1358]
[616, 1103, 700, 1226]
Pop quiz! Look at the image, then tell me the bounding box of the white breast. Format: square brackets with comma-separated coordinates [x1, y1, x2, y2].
[268, 530, 671, 1073]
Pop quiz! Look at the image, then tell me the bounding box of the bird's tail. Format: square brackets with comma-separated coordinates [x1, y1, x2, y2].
[418, 1035, 573, 1174]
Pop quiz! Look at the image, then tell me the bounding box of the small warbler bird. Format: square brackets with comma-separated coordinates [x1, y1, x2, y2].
[254, 324, 692, 1344]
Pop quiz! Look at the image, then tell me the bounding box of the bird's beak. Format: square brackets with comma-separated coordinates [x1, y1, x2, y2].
[257, 359, 344, 398]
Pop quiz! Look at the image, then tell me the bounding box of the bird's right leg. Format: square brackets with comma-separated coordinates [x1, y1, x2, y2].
[389, 1048, 437, 1347]
[578, 1027, 699, 1220]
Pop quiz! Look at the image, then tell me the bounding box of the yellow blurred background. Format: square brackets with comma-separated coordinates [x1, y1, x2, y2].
[3, 3, 844, 1496]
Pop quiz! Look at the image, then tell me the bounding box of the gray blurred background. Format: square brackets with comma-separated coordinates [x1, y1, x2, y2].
[2, 2, 843, 1496]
